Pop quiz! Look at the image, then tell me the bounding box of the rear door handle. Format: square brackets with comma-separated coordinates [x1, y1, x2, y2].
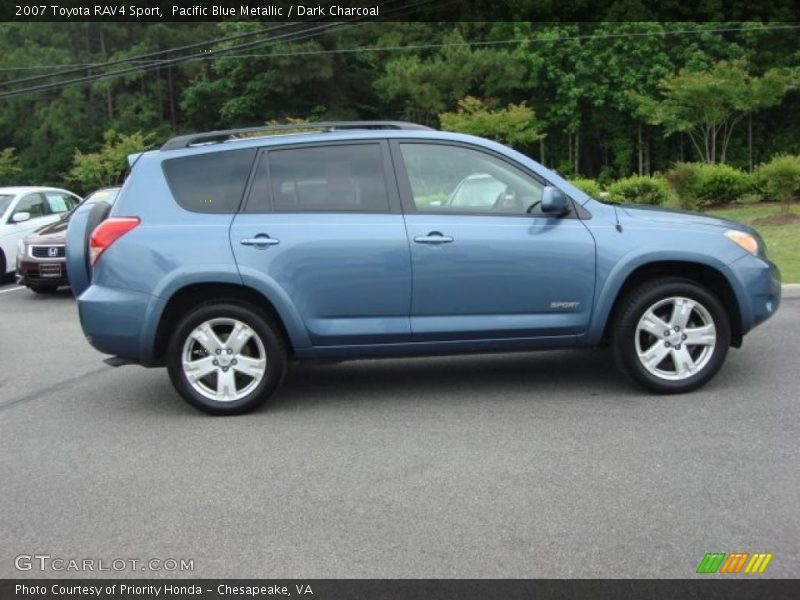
[413, 232, 454, 244]
[240, 235, 280, 247]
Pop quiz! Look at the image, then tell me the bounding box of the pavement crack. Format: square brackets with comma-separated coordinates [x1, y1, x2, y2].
[0, 366, 110, 412]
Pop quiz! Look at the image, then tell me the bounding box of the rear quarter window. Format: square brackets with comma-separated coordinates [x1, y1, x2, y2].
[162, 148, 256, 213]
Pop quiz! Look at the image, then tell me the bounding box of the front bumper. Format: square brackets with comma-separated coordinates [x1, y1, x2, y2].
[16, 257, 69, 287]
[728, 252, 781, 334]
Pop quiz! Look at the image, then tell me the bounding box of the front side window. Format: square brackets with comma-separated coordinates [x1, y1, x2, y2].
[12, 193, 47, 220]
[400, 143, 545, 215]
[163, 148, 257, 213]
[267, 144, 390, 212]
[45, 192, 78, 214]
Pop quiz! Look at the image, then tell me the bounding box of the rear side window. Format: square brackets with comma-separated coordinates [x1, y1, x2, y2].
[265, 144, 390, 212]
[162, 149, 256, 213]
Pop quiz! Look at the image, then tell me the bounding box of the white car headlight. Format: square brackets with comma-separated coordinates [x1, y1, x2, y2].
[724, 229, 759, 256]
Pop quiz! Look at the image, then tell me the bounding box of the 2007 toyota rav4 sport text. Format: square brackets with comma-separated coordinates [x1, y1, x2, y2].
[65, 122, 781, 415]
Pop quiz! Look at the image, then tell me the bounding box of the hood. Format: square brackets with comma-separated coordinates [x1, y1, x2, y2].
[25, 218, 68, 244]
[620, 204, 748, 231]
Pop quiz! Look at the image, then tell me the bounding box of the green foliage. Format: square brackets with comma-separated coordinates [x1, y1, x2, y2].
[709, 203, 800, 282]
[629, 59, 796, 164]
[666, 162, 755, 209]
[0, 147, 21, 184]
[568, 177, 604, 199]
[68, 130, 151, 192]
[375, 27, 530, 125]
[607, 175, 673, 206]
[757, 154, 800, 214]
[439, 96, 543, 150]
[0, 22, 799, 188]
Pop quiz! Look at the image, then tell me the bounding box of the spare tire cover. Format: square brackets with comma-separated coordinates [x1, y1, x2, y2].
[65, 200, 112, 298]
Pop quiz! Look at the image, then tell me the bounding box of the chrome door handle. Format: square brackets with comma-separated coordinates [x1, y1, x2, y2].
[240, 236, 280, 247]
[413, 232, 453, 244]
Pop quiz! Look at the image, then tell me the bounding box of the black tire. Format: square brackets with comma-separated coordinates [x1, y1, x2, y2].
[166, 301, 288, 415]
[29, 285, 60, 294]
[611, 278, 731, 394]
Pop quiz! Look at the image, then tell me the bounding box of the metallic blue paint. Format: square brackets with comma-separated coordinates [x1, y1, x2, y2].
[66, 129, 781, 366]
[403, 213, 595, 340]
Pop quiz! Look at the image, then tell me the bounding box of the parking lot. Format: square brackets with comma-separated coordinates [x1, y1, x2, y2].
[1, 278, 798, 578]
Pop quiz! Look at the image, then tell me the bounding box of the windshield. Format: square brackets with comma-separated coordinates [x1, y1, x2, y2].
[63, 187, 121, 219]
[0, 194, 13, 216]
[85, 187, 121, 204]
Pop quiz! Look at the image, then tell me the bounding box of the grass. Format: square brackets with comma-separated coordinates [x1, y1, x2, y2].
[706, 202, 800, 283]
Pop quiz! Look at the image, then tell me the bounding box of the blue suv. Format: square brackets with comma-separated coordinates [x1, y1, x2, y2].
[66, 122, 781, 414]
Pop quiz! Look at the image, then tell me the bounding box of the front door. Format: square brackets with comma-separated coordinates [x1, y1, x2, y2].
[393, 141, 596, 341]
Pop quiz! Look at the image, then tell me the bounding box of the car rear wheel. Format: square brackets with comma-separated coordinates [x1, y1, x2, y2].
[166, 301, 287, 415]
[612, 278, 730, 393]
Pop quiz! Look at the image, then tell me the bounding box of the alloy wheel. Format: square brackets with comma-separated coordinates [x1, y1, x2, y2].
[181, 317, 267, 401]
[634, 296, 717, 381]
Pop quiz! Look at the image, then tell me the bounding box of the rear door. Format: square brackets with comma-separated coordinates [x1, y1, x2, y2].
[230, 141, 412, 346]
[392, 140, 596, 341]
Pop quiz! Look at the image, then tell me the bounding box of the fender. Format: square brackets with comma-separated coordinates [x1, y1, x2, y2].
[586, 248, 750, 345]
[141, 264, 312, 363]
[234, 265, 312, 349]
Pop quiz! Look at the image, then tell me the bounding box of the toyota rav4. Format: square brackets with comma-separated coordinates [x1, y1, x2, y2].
[65, 122, 781, 415]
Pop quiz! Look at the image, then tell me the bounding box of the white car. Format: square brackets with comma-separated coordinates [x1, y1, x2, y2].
[0, 187, 82, 276]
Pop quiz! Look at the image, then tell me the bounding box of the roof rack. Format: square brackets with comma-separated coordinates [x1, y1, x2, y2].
[161, 121, 434, 151]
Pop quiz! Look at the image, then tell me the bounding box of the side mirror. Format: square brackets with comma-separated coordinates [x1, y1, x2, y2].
[541, 186, 570, 216]
[11, 211, 31, 223]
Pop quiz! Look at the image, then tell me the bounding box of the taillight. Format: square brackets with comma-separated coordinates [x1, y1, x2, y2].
[89, 217, 140, 266]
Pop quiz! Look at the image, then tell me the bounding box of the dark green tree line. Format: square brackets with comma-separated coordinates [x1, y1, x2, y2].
[0, 21, 798, 192]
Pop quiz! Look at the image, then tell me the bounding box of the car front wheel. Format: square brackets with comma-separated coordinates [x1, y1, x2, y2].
[166, 302, 287, 415]
[612, 278, 731, 393]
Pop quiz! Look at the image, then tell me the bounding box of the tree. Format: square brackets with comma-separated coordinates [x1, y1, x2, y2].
[439, 96, 543, 150]
[0, 147, 21, 184]
[68, 130, 151, 192]
[375, 26, 530, 126]
[758, 154, 800, 216]
[630, 60, 795, 164]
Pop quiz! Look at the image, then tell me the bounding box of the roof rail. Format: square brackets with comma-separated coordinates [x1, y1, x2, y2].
[161, 121, 434, 151]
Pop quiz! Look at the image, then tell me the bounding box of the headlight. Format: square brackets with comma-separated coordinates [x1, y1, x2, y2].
[724, 229, 759, 256]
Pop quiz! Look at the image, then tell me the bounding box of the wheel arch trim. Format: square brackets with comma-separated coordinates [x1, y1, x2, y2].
[145, 271, 311, 365]
[588, 251, 749, 347]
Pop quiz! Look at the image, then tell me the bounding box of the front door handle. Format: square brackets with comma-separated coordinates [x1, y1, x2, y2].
[413, 232, 454, 244]
[240, 235, 280, 247]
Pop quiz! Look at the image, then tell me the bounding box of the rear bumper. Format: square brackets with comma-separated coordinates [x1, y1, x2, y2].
[77, 284, 165, 364]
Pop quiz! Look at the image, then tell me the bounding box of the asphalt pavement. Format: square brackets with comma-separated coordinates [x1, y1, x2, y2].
[1, 279, 798, 578]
